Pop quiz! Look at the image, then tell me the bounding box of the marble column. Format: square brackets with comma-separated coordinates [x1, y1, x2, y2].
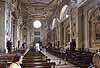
[0, 5, 5, 53]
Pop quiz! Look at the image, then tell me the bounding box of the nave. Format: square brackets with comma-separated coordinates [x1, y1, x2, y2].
[0, 47, 80, 68]
[0, 0, 100, 68]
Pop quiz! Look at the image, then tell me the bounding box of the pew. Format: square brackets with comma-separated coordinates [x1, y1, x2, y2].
[15, 48, 27, 54]
[0, 53, 16, 67]
[23, 58, 50, 63]
[0, 48, 28, 67]
[46, 47, 94, 67]
[22, 47, 55, 68]
[0, 53, 15, 62]
[22, 62, 55, 68]
[18, 48, 26, 53]
[0, 62, 8, 68]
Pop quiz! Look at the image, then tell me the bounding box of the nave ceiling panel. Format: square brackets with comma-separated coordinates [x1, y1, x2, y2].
[21, 0, 62, 21]
[22, 6, 54, 18]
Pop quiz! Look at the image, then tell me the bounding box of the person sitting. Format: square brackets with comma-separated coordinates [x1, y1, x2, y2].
[9, 53, 23, 68]
[92, 51, 100, 68]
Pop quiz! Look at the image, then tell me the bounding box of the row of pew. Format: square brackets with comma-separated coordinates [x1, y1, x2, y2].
[46, 47, 94, 68]
[21, 47, 55, 68]
[0, 48, 26, 68]
[0, 47, 55, 68]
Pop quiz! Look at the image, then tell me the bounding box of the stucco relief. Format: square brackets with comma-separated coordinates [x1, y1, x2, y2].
[88, 6, 100, 48]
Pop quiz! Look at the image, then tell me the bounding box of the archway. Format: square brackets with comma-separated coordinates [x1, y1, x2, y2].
[60, 5, 68, 21]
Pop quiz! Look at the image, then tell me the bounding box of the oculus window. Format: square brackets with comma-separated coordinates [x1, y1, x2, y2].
[33, 20, 42, 28]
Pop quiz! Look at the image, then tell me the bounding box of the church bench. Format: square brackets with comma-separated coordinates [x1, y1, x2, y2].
[25, 52, 46, 57]
[15, 48, 27, 54]
[24, 49, 48, 60]
[0, 53, 15, 62]
[22, 66, 51, 68]
[23, 58, 50, 63]
[0, 62, 8, 68]
[22, 48, 55, 68]
[22, 62, 55, 68]
[24, 49, 46, 56]
[18, 48, 26, 52]
[46, 47, 94, 67]
[0, 54, 16, 67]
[24, 55, 47, 59]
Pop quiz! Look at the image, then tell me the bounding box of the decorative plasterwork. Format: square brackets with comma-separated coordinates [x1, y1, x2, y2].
[21, 0, 62, 20]
[0, 1, 5, 7]
[23, 6, 54, 18]
[88, 6, 100, 48]
[21, 0, 53, 4]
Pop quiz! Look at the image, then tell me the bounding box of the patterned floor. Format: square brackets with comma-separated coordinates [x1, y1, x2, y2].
[41, 49, 80, 68]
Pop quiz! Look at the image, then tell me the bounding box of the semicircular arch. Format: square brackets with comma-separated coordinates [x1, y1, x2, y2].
[60, 5, 68, 20]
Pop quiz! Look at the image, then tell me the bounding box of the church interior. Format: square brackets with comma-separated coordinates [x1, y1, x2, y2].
[0, 0, 100, 68]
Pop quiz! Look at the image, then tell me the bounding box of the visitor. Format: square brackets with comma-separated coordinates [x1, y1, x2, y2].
[6, 39, 12, 53]
[9, 53, 23, 68]
[92, 51, 100, 68]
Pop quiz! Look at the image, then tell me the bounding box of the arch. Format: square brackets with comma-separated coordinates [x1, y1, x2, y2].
[60, 5, 68, 20]
[88, 6, 100, 48]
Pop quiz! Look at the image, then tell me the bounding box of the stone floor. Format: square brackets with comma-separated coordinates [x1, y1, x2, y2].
[41, 49, 80, 68]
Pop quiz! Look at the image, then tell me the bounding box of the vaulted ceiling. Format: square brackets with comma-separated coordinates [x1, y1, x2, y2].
[20, 0, 70, 27]
[21, 0, 62, 20]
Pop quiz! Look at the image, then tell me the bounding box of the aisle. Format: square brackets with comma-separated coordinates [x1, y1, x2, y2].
[41, 48, 80, 68]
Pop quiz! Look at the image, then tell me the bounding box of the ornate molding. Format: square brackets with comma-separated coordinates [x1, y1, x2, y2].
[0, 1, 5, 7]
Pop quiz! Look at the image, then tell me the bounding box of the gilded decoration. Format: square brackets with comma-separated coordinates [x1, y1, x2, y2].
[89, 7, 100, 48]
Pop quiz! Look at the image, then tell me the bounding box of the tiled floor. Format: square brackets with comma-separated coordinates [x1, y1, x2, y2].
[41, 49, 80, 68]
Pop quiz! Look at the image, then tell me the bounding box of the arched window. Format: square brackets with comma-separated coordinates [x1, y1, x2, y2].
[60, 5, 68, 21]
[33, 20, 42, 28]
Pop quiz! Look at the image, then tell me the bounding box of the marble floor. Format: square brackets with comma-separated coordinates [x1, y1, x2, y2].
[41, 49, 80, 68]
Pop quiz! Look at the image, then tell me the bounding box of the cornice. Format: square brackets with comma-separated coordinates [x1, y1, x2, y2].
[0, 1, 5, 7]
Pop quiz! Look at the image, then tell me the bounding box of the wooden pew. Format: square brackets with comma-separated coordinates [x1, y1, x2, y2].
[15, 48, 26, 54]
[0, 62, 8, 68]
[23, 49, 47, 60]
[0, 53, 15, 62]
[22, 62, 55, 68]
[22, 47, 55, 68]
[23, 58, 50, 63]
[0, 53, 16, 67]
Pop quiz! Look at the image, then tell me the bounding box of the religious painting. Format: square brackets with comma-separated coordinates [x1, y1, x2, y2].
[95, 22, 100, 40]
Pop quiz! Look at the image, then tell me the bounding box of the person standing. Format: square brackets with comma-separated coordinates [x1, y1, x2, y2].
[70, 39, 76, 51]
[35, 43, 40, 52]
[6, 39, 12, 53]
